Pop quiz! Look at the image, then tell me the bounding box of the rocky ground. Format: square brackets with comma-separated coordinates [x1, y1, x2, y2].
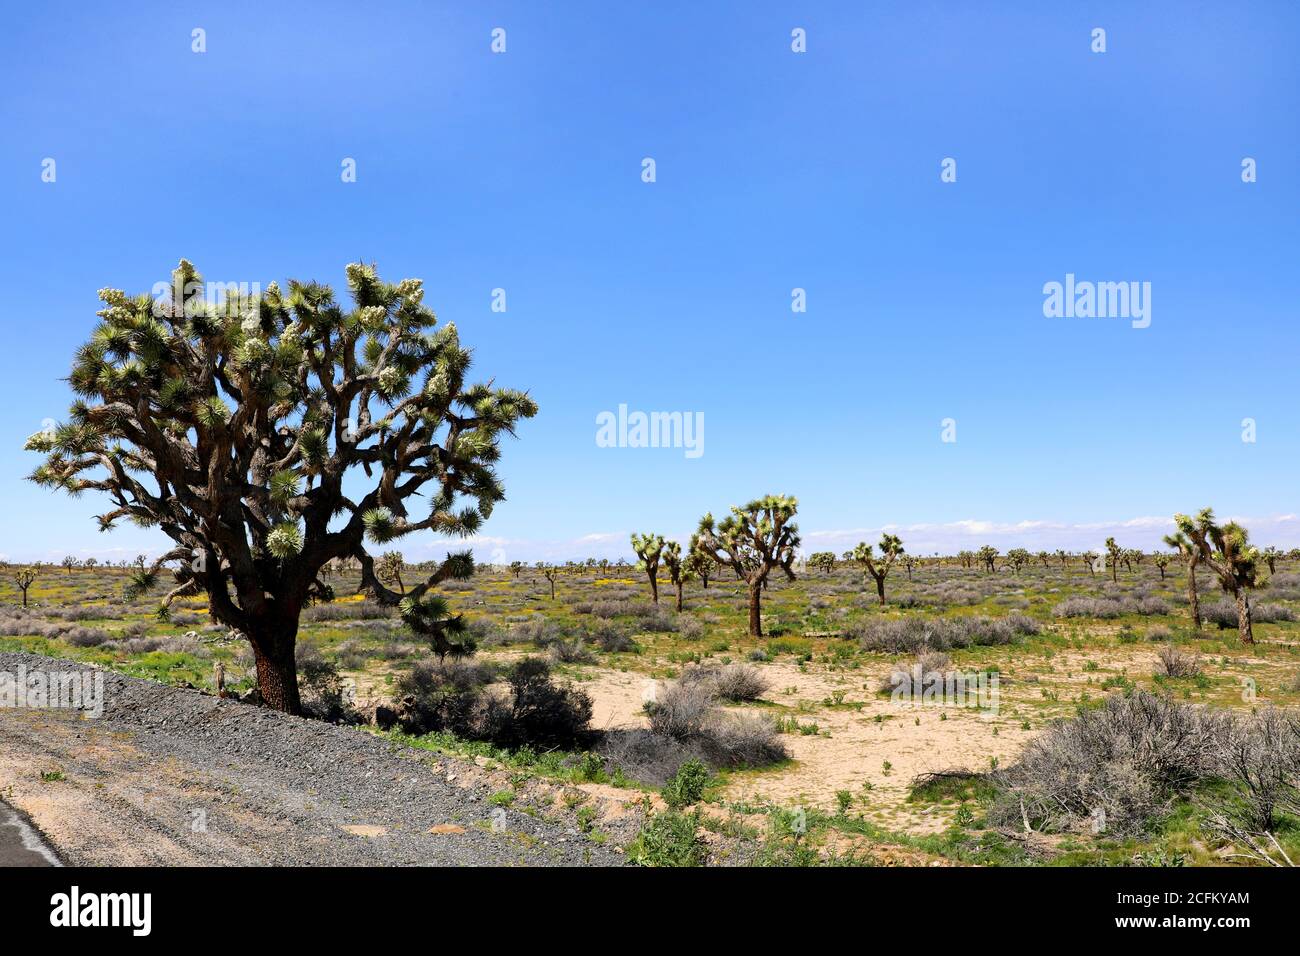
[0, 651, 626, 866]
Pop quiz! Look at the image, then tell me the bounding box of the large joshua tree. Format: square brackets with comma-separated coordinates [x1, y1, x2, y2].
[26, 260, 536, 713]
[1162, 531, 1202, 631]
[1174, 509, 1260, 644]
[693, 494, 800, 637]
[852, 533, 904, 605]
[685, 534, 712, 589]
[630, 532, 665, 604]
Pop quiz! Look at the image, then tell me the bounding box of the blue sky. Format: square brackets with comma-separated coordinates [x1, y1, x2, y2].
[1, 1, 1298, 564]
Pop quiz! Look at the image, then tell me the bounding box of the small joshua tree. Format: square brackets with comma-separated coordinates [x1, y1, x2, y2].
[693, 495, 799, 637]
[1153, 553, 1171, 581]
[1036, 550, 1051, 569]
[26, 259, 536, 713]
[1174, 509, 1260, 644]
[852, 533, 904, 605]
[509, 560, 525, 578]
[1006, 548, 1031, 575]
[1104, 537, 1122, 583]
[1080, 549, 1099, 577]
[60, 556, 78, 575]
[902, 554, 919, 580]
[13, 567, 37, 607]
[807, 551, 836, 575]
[685, 534, 712, 589]
[378, 551, 406, 594]
[1055, 549, 1069, 570]
[1262, 546, 1280, 576]
[976, 546, 998, 574]
[1163, 531, 1202, 630]
[662, 540, 684, 612]
[630, 532, 666, 604]
[537, 562, 559, 600]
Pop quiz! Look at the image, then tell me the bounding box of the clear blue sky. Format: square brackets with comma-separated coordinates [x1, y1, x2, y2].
[2, 1, 1298, 564]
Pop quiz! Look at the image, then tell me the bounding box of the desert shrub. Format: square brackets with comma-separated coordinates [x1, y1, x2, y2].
[394, 660, 498, 738]
[302, 602, 395, 622]
[854, 613, 1038, 653]
[1156, 644, 1201, 678]
[677, 662, 770, 699]
[711, 664, 770, 702]
[1201, 599, 1295, 630]
[1145, 625, 1174, 642]
[549, 638, 596, 664]
[479, 657, 594, 751]
[104, 637, 166, 654]
[64, 626, 112, 647]
[663, 758, 711, 809]
[1211, 707, 1300, 832]
[629, 810, 706, 867]
[296, 642, 360, 724]
[1053, 596, 1169, 619]
[587, 620, 637, 653]
[677, 617, 704, 641]
[335, 640, 372, 670]
[877, 649, 951, 694]
[747, 649, 768, 662]
[640, 607, 679, 633]
[990, 691, 1228, 835]
[465, 617, 510, 647]
[703, 713, 787, 767]
[512, 615, 565, 648]
[647, 680, 714, 740]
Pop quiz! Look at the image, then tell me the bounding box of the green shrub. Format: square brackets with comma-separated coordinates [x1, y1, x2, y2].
[663, 758, 711, 809]
[629, 811, 706, 867]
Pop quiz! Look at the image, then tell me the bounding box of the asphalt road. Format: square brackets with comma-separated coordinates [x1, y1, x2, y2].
[0, 801, 60, 867]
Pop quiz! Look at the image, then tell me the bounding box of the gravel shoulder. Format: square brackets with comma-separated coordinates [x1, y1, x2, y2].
[0, 651, 624, 866]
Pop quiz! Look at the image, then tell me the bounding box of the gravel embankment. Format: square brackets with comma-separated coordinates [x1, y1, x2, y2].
[0, 651, 626, 866]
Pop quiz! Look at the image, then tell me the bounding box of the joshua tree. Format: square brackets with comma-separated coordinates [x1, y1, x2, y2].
[1174, 509, 1260, 645]
[1104, 538, 1122, 583]
[60, 556, 78, 574]
[1006, 548, 1031, 575]
[662, 540, 684, 612]
[902, 553, 919, 580]
[807, 551, 837, 575]
[685, 535, 712, 589]
[693, 494, 800, 637]
[509, 560, 525, 578]
[537, 562, 559, 599]
[1153, 553, 1171, 581]
[26, 260, 536, 713]
[13, 567, 37, 607]
[1162, 531, 1202, 631]
[1262, 546, 1280, 576]
[852, 533, 904, 605]
[630, 532, 666, 604]
[957, 550, 974, 570]
[1055, 549, 1069, 570]
[976, 546, 998, 574]
[1036, 550, 1051, 569]
[378, 551, 406, 594]
[1080, 549, 1099, 577]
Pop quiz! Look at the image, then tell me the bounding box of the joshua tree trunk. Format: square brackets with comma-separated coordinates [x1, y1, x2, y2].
[747, 582, 763, 637]
[1157, 565, 1166, 580]
[1187, 563, 1201, 630]
[1110, 562, 1117, 583]
[247, 620, 302, 714]
[648, 575, 658, 604]
[872, 573, 886, 605]
[674, 581, 683, 612]
[1233, 589, 1254, 644]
